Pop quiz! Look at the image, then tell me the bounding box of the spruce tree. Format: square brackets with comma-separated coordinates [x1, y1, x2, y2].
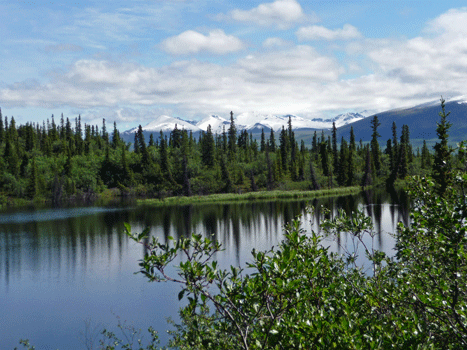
[361, 146, 372, 188]
[332, 122, 338, 173]
[279, 126, 289, 171]
[320, 140, 330, 177]
[112, 121, 121, 149]
[220, 156, 233, 193]
[201, 125, 215, 168]
[149, 134, 155, 147]
[309, 160, 320, 190]
[260, 129, 266, 152]
[262, 146, 271, 189]
[370, 115, 381, 173]
[432, 98, 453, 196]
[421, 140, 431, 169]
[27, 157, 38, 199]
[337, 137, 349, 186]
[228, 111, 237, 161]
[269, 128, 276, 152]
[349, 126, 356, 153]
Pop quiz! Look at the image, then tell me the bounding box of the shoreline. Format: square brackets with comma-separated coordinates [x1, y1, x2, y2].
[137, 186, 363, 206]
[0, 186, 364, 211]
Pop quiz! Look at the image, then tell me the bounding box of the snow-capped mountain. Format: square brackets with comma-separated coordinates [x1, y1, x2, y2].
[123, 111, 369, 136]
[196, 115, 230, 133]
[125, 115, 201, 134]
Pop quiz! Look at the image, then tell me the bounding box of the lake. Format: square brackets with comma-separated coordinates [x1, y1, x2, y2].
[0, 189, 409, 349]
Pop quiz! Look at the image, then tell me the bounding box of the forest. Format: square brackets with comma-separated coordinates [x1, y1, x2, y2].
[0, 104, 440, 207]
[13, 99, 467, 349]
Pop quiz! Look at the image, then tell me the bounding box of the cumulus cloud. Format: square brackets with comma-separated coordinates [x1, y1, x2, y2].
[161, 29, 245, 55]
[3, 9, 467, 119]
[0, 46, 345, 116]
[262, 37, 290, 48]
[220, 0, 314, 29]
[367, 8, 467, 87]
[296, 24, 362, 41]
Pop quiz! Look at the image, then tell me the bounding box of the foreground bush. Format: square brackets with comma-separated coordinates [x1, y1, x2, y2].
[124, 174, 467, 349]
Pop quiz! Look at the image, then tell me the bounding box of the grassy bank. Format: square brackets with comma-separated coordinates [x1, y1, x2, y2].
[138, 186, 362, 206]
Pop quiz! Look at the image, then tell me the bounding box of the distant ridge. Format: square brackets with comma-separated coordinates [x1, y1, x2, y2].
[120, 98, 467, 147]
[122, 111, 368, 137]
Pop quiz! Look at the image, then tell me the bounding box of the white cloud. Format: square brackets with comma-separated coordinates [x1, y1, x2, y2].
[296, 24, 362, 41]
[161, 29, 245, 55]
[367, 8, 467, 88]
[222, 0, 314, 29]
[0, 46, 344, 116]
[3, 9, 467, 120]
[262, 37, 290, 48]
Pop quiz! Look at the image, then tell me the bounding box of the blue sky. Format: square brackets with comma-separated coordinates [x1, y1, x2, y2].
[1, 0, 467, 129]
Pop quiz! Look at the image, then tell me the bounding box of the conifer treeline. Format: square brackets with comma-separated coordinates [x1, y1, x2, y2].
[0, 108, 437, 203]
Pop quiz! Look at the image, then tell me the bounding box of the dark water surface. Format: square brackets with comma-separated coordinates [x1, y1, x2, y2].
[0, 189, 409, 349]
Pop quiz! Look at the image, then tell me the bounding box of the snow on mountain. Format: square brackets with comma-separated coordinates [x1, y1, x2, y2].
[125, 115, 201, 134]
[330, 112, 366, 127]
[124, 111, 369, 135]
[195, 115, 230, 134]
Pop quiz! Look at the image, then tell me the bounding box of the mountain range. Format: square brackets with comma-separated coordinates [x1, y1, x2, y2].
[123, 111, 369, 136]
[121, 98, 467, 147]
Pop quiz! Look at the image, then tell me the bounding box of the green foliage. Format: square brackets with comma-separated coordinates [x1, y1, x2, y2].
[433, 97, 454, 196]
[125, 165, 467, 349]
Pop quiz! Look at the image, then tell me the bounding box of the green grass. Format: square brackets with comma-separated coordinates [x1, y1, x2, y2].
[138, 186, 362, 206]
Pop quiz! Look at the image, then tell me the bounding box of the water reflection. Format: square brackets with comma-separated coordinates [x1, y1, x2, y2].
[0, 189, 409, 349]
[0, 189, 410, 287]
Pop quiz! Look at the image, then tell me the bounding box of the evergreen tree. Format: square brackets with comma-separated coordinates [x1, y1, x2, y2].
[4, 135, 19, 176]
[265, 146, 274, 190]
[347, 140, 355, 186]
[222, 126, 227, 152]
[112, 121, 121, 149]
[182, 155, 191, 197]
[401, 124, 412, 163]
[121, 144, 132, 186]
[288, 117, 296, 165]
[337, 137, 349, 186]
[320, 140, 330, 177]
[159, 134, 174, 184]
[60, 113, 65, 140]
[201, 125, 215, 168]
[421, 140, 431, 169]
[349, 126, 356, 154]
[279, 126, 289, 171]
[432, 98, 453, 196]
[220, 156, 233, 193]
[102, 118, 108, 144]
[332, 122, 338, 173]
[27, 157, 38, 199]
[361, 146, 372, 188]
[260, 129, 266, 152]
[385, 139, 393, 173]
[149, 133, 155, 147]
[398, 141, 408, 179]
[137, 125, 147, 155]
[309, 160, 320, 190]
[269, 128, 276, 152]
[228, 111, 237, 161]
[370, 115, 381, 173]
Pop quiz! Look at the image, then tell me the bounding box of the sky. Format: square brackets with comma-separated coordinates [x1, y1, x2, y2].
[1, 0, 467, 130]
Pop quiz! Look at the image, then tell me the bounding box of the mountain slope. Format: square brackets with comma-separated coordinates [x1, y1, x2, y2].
[337, 100, 467, 147]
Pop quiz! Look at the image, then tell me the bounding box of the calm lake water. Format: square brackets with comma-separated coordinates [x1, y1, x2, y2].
[0, 189, 409, 349]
